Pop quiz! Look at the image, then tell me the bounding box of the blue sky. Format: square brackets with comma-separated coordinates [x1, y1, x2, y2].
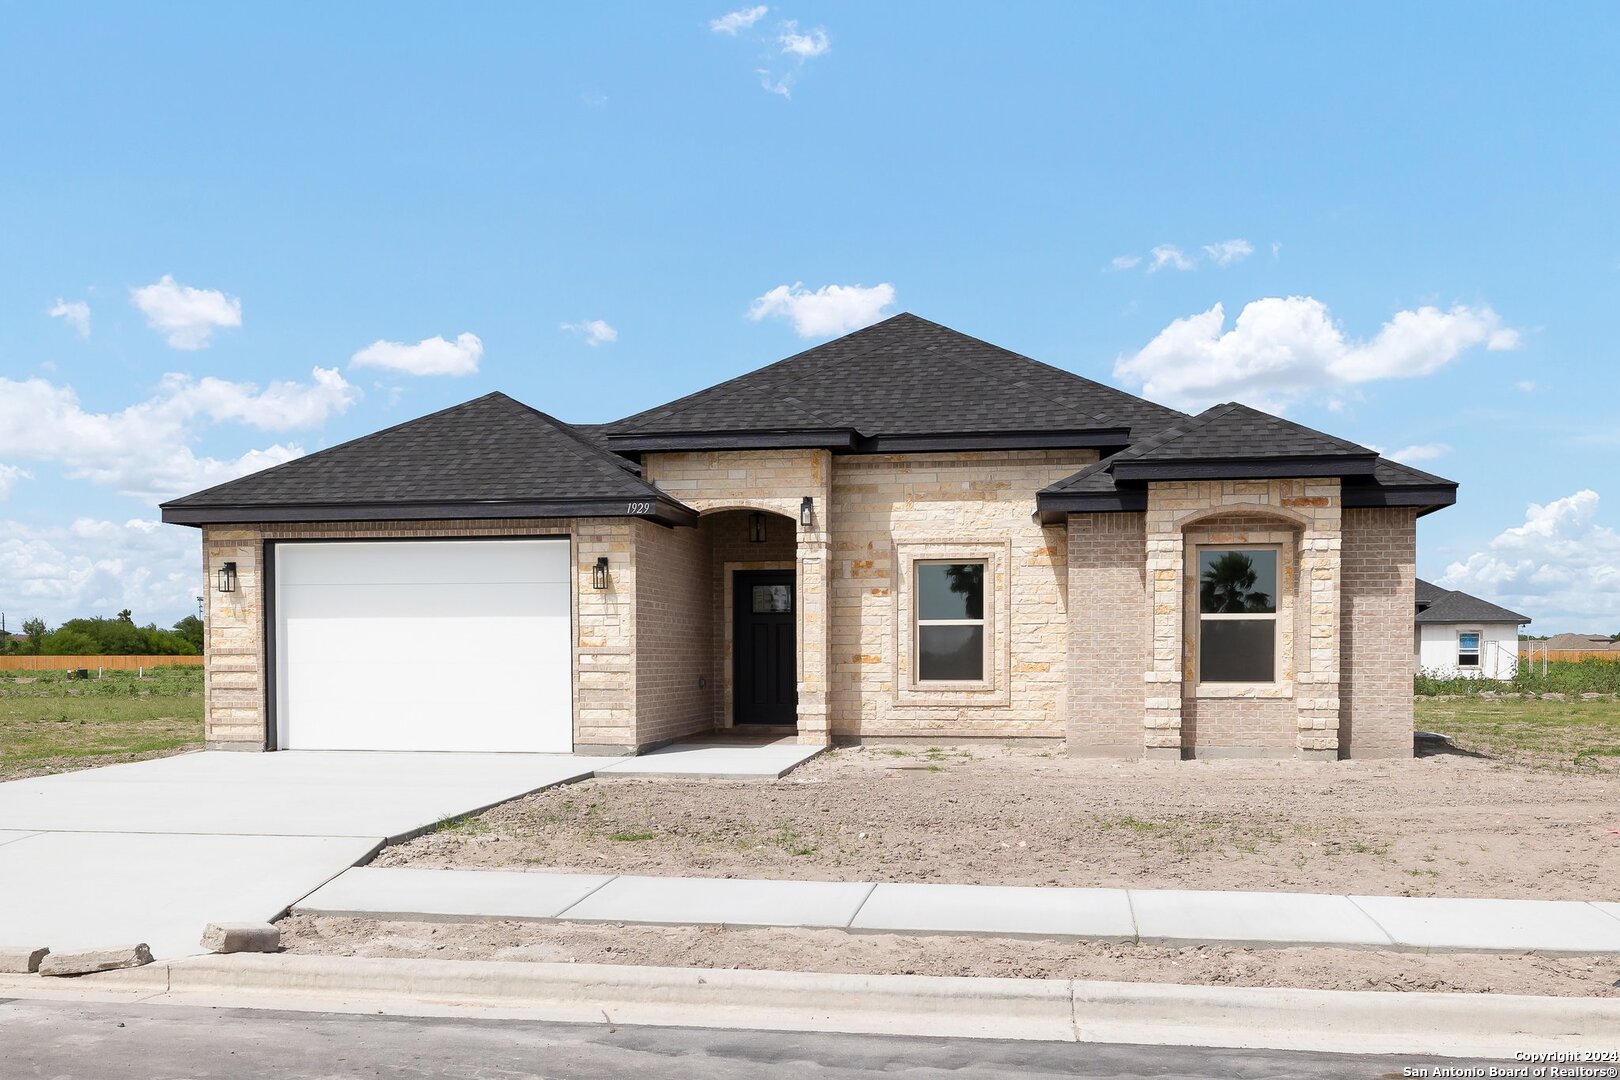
[2, 2, 1617, 633]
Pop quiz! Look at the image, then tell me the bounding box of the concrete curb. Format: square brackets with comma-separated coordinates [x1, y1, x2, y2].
[41, 953, 1620, 1057]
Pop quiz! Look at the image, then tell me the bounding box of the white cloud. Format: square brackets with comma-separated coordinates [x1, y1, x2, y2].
[560, 320, 618, 347]
[1148, 245, 1196, 272]
[1442, 490, 1620, 632]
[350, 332, 483, 376]
[0, 464, 32, 499]
[1114, 296, 1520, 411]
[0, 370, 353, 502]
[1386, 443, 1451, 464]
[1202, 239, 1254, 266]
[0, 516, 201, 628]
[1516, 379, 1537, 392]
[130, 275, 242, 350]
[155, 367, 358, 431]
[47, 299, 91, 337]
[710, 5, 767, 33]
[1108, 255, 1142, 271]
[748, 282, 895, 338]
[779, 21, 830, 57]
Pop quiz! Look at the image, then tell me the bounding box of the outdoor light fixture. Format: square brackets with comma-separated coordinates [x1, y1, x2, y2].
[749, 512, 767, 543]
[216, 561, 238, 593]
[592, 556, 610, 590]
[799, 496, 814, 528]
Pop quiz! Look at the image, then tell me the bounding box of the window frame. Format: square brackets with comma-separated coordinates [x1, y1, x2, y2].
[1456, 629, 1482, 669]
[1194, 543, 1284, 687]
[912, 558, 991, 686]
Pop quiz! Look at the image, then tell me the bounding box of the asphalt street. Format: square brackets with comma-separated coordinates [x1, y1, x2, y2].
[0, 998, 1525, 1079]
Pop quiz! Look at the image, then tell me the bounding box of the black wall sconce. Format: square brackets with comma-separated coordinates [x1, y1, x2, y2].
[749, 512, 767, 543]
[216, 561, 238, 593]
[799, 496, 814, 528]
[592, 556, 610, 590]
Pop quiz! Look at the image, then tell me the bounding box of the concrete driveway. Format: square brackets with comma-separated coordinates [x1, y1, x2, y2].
[0, 750, 623, 959]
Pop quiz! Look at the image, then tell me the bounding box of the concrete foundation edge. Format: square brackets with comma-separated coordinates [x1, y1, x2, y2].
[46, 954, 1620, 1058]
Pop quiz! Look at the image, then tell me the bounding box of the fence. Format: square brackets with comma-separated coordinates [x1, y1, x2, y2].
[0, 655, 203, 672]
[1516, 647, 1620, 664]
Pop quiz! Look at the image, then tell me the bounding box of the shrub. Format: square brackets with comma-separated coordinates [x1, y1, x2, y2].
[1415, 657, 1620, 697]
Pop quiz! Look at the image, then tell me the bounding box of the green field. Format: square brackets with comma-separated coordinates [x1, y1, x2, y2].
[0, 667, 204, 780]
[1416, 695, 1620, 769]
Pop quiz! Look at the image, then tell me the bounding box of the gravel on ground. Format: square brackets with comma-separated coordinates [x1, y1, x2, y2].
[278, 914, 1620, 998]
[378, 743, 1620, 901]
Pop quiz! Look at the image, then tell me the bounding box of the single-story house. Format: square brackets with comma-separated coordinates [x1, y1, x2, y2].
[1530, 633, 1619, 652]
[1413, 579, 1530, 679]
[162, 313, 1456, 760]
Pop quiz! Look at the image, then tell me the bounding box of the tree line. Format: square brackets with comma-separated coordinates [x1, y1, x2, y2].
[1, 610, 203, 656]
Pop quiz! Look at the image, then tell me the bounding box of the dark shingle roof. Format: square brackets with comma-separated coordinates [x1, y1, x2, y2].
[1106, 402, 1376, 464]
[161, 393, 693, 526]
[1414, 580, 1531, 625]
[605, 313, 1185, 444]
[1036, 404, 1456, 520]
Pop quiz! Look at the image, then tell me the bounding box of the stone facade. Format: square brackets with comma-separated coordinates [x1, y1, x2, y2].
[640, 450, 833, 744]
[195, 460, 1420, 761]
[825, 450, 1092, 742]
[200, 518, 640, 752]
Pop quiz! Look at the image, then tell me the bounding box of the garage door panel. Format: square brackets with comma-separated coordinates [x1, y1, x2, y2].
[279, 582, 571, 621]
[279, 541, 570, 586]
[275, 540, 573, 753]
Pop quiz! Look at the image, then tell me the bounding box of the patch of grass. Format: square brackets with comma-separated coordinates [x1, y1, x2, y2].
[767, 823, 818, 856]
[0, 667, 203, 780]
[609, 829, 656, 843]
[1416, 696, 1620, 769]
[1416, 657, 1620, 698]
[430, 812, 492, 837]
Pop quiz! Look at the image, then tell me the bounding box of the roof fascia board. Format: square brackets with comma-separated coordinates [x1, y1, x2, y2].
[161, 495, 699, 529]
[603, 429, 861, 452]
[1110, 456, 1378, 481]
[860, 429, 1131, 453]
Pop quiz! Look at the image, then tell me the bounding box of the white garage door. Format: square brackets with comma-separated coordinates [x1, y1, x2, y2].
[274, 539, 572, 753]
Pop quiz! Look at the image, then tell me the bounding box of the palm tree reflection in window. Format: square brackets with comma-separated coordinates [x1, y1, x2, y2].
[943, 563, 984, 619]
[1200, 551, 1274, 614]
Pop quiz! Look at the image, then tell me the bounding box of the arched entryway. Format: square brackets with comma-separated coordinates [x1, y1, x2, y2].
[699, 508, 800, 731]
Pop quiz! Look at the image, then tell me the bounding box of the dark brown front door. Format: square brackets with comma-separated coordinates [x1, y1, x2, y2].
[733, 570, 797, 725]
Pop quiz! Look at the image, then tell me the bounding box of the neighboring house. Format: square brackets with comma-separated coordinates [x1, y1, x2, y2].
[162, 314, 1456, 761]
[1532, 633, 1620, 652]
[1413, 579, 1530, 679]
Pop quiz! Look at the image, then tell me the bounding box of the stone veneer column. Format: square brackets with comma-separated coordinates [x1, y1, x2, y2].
[1294, 490, 1342, 758]
[796, 526, 832, 746]
[1143, 511, 1185, 759]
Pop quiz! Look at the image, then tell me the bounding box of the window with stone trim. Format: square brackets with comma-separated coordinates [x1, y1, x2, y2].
[1196, 546, 1279, 683]
[914, 560, 988, 682]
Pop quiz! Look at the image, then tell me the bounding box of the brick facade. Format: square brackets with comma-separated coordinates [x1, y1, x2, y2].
[1341, 507, 1418, 758]
[1065, 512, 1147, 756]
[196, 464, 1420, 761]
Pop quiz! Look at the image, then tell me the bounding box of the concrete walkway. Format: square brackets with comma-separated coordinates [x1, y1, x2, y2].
[296, 866, 1620, 955]
[0, 742, 821, 959]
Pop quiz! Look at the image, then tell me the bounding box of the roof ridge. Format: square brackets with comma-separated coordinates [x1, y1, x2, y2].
[503, 397, 651, 482]
[609, 313, 918, 432]
[160, 392, 511, 507]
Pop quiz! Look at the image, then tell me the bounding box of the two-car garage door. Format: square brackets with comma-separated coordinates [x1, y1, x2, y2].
[273, 539, 573, 753]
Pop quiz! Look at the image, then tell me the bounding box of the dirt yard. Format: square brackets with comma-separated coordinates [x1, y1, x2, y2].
[278, 914, 1620, 998]
[381, 720, 1620, 901]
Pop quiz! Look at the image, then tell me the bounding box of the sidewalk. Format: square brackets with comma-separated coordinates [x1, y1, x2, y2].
[295, 866, 1620, 955]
